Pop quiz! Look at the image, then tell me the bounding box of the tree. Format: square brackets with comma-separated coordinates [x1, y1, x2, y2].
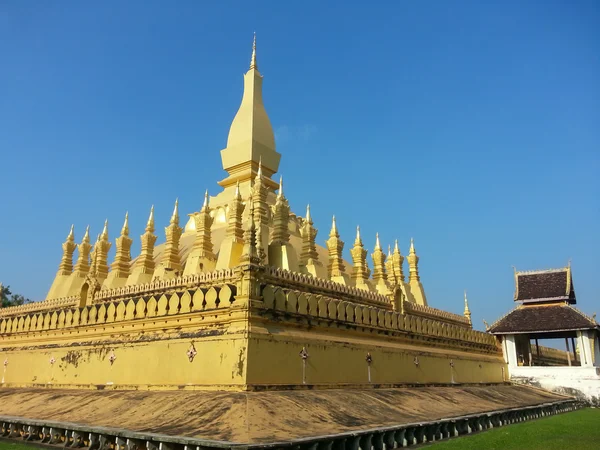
[0, 285, 32, 308]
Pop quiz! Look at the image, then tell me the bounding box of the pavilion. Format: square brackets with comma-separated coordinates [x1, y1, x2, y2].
[489, 265, 600, 402]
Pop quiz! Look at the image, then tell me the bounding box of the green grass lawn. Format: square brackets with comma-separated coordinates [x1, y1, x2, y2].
[425, 408, 600, 449]
[0, 442, 44, 450]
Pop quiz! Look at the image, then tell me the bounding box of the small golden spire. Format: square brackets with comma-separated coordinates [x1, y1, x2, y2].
[67, 224, 75, 242]
[146, 205, 155, 233]
[202, 190, 209, 211]
[121, 212, 129, 236]
[375, 233, 381, 251]
[306, 204, 312, 224]
[170, 199, 179, 225]
[235, 180, 241, 199]
[277, 175, 284, 199]
[83, 225, 90, 243]
[250, 32, 257, 70]
[100, 220, 109, 241]
[464, 290, 472, 326]
[330, 215, 338, 237]
[409, 237, 415, 253]
[355, 226, 362, 245]
[388, 244, 392, 258]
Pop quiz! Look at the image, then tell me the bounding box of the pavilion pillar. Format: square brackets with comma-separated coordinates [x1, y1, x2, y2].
[593, 333, 600, 367]
[571, 337, 578, 365]
[565, 338, 572, 366]
[577, 331, 594, 368]
[504, 335, 518, 369]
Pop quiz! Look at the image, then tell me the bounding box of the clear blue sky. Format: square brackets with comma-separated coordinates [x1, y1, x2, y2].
[1, 1, 598, 330]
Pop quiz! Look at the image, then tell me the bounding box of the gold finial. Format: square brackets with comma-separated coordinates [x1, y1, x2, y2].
[121, 212, 129, 236]
[277, 176, 284, 199]
[202, 190, 209, 210]
[394, 239, 400, 254]
[83, 225, 90, 243]
[330, 215, 338, 236]
[256, 156, 263, 179]
[170, 199, 179, 225]
[146, 205, 155, 233]
[375, 233, 381, 251]
[483, 319, 490, 331]
[355, 226, 362, 245]
[234, 181, 241, 199]
[250, 32, 257, 70]
[67, 224, 75, 241]
[306, 204, 312, 224]
[464, 290, 470, 311]
[388, 244, 392, 258]
[100, 220, 109, 241]
[409, 237, 415, 253]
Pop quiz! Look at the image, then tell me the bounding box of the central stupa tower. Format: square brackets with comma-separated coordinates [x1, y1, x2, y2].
[217, 34, 281, 194]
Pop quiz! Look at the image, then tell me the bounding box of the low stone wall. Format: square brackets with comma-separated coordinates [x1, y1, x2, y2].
[511, 366, 600, 405]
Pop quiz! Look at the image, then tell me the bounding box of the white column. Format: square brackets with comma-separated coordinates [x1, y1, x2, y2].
[577, 331, 593, 368]
[505, 335, 518, 370]
[594, 333, 600, 368]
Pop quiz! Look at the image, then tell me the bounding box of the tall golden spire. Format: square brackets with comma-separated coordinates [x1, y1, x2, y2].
[407, 238, 428, 306]
[371, 233, 389, 294]
[326, 215, 347, 284]
[127, 206, 158, 285]
[46, 224, 78, 299]
[350, 226, 370, 289]
[407, 238, 419, 282]
[183, 191, 216, 275]
[299, 204, 322, 276]
[105, 212, 133, 288]
[218, 35, 281, 190]
[250, 32, 257, 70]
[271, 176, 290, 245]
[464, 290, 472, 327]
[391, 239, 405, 284]
[58, 225, 77, 275]
[95, 221, 111, 282]
[156, 198, 183, 278]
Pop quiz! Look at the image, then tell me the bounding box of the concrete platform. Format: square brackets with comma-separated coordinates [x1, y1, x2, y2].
[0, 384, 568, 444]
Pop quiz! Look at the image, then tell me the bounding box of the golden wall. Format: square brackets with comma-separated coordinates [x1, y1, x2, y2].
[0, 267, 506, 390]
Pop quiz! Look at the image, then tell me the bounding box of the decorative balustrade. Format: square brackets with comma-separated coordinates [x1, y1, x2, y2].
[0, 285, 236, 336]
[0, 268, 238, 319]
[0, 296, 78, 318]
[260, 284, 498, 350]
[263, 266, 392, 309]
[403, 301, 470, 327]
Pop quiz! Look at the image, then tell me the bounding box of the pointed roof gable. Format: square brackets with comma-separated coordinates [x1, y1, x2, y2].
[514, 266, 575, 304]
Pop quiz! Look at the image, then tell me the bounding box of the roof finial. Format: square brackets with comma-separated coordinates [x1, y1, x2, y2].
[464, 290, 472, 325]
[250, 32, 258, 70]
[83, 225, 90, 243]
[355, 226, 362, 245]
[234, 180, 241, 198]
[330, 215, 338, 235]
[202, 190, 209, 210]
[277, 175, 284, 199]
[305, 204, 312, 224]
[257, 156, 263, 178]
[101, 219, 109, 241]
[394, 239, 400, 253]
[388, 244, 392, 258]
[146, 205, 155, 233]
[375, 233, 381, 251]
[170, 199, 179, 224]
[121, 212, 129, 236]
[409, 237, 415, 253]
[67, 224, 75, 241]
